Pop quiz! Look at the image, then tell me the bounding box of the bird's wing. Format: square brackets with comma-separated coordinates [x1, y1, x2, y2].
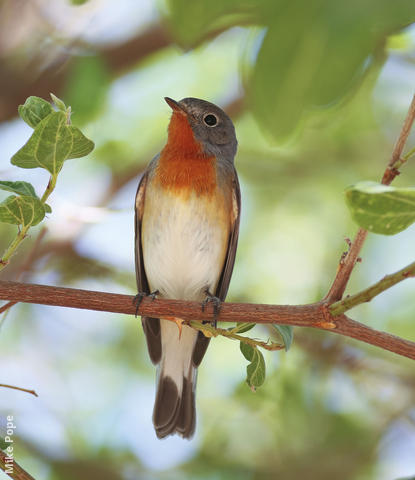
[192, 168, 241, 367]
[215, 169, 241, 301]
[135, 170, 162, 365]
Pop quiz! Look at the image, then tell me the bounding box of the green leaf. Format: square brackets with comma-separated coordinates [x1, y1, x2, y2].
[229, 322, 255, 334]
[0, 195, 46, 226]
[272, 325, 294, 351]
[240, 342, 255, 361]
[240, 343, 266, 390]
[345, 181, 415, 235]
[50, 93, 67, 113]
[44, 203, 52, 213]
[18, 96, 53, 128]
[11, 111, 94, 174]
[0, 181, 37, 198]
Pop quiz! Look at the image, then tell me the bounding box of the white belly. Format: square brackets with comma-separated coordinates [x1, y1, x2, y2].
[142, 187, 229, 301]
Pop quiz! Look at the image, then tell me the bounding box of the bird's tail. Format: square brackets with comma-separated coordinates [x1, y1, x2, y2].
[153, 366, 196, 439]
[152, 321, 197, 439]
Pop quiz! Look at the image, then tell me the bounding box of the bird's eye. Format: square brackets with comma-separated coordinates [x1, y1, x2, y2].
[203, 114, 218, 127]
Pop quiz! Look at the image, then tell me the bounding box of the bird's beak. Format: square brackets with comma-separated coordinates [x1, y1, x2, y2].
[165, 97, 187, 115]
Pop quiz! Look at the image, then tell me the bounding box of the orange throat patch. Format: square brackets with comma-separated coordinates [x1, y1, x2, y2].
[155, 112, 216, 196]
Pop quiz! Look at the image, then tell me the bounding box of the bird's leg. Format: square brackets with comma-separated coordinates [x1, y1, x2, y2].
[201, 288, 221, 328]
[132, 290, 159, 317]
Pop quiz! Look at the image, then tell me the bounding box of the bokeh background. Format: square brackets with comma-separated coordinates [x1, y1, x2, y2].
[0, 0, 415, 479]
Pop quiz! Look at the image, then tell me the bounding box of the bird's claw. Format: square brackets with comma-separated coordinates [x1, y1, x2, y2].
[201, 289, 221, 328]
[133, 290, 159, 317]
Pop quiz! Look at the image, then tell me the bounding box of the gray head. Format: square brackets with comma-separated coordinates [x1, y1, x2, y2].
[164, 97, 237, 161]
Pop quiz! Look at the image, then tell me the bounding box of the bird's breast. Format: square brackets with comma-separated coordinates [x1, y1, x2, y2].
[141, 181, 230, 301]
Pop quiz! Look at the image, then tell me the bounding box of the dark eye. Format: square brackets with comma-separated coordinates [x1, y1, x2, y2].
[203, 114, 218, 127]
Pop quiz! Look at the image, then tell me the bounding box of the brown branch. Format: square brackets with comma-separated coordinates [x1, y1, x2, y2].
[0, 384, 38, 397]
[382, 93, 415, 185]
[325, 93, 415, 302]
[0, 280, 414, 360]
[0, 450, 36, 480]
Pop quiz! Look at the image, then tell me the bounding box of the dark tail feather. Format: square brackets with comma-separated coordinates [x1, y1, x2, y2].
[176, 376, 196, 437]
[153, 373, 196, 439]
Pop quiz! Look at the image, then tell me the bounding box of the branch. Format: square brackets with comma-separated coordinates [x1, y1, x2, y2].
[0, 450, 36, 480]
[324, 228, 368, 302]
[0, 384, 38, 397]
[0, 280, 414, 360]
[382, 94, 415, 184]
[325, 93, 415, 302]
[329, 259, 415, 316]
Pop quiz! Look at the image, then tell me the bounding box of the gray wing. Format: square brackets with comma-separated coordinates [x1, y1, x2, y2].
[135, 169, 162, 365]
[192, 168, 241, 367]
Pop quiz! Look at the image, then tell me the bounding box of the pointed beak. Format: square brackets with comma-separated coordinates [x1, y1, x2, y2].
[164, 97, 187, 115]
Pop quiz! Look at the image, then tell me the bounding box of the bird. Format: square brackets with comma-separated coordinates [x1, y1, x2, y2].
[134, 96, 240, 439]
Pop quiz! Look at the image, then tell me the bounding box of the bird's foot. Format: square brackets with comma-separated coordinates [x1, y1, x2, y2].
[201, 289, 221, 328]
[132, 290, 159, 317]
[163, 316, 186, 339]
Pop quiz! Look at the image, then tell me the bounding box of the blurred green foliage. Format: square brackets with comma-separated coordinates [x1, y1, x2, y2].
[167, 0, 415, 140]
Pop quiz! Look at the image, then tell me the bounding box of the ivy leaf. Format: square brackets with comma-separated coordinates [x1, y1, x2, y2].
[240, 342, 255, 362]
[229, 323, 256, 334]
[50, 93, 68, 113]
[0, 181, 37, 198]
[11, 111, 94, 174]
[272, 325, 294, 351]
[240, 343, 266, 390]
[0, 195, 46, 226]
[345, 181, 415, 235]
[18, 96, 54, 128]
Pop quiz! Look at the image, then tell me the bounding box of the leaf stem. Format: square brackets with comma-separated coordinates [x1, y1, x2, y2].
[329, 260, 415, 316]
[40, 172, 58, 204]
[0, 225, 31, 271]
[0, 174, 57, 272]
[188, 321, 284, 352]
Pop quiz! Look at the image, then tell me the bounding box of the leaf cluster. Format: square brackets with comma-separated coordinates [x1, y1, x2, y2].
[0, 95, 94, 265]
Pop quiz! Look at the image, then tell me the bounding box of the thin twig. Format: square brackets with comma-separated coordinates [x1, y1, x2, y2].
[0, 280, 414, 360]
[382, 93, 415, 184]
[325, 93, 415, 302]
[0, 227, 48, 328]
[0, 384, 38, 397]
[324, 228, 368, 302]
[0, 302, 16, 315]
[329, 259, 415, 316]
[189, 321, 284, 351]
[0, 449, 36, 480]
